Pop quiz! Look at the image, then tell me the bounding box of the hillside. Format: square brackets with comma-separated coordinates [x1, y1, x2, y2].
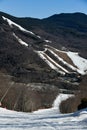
[0, 12, 87, 113]
[1, 12, 87, 57]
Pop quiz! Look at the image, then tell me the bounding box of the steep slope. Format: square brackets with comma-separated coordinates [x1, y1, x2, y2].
[0, 12, 87, 113]
[0, 15, 60, 111]
[0, 12, 87, 58]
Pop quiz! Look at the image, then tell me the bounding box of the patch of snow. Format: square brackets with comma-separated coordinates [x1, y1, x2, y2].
[36, 51, 67, 75]
[34, 94, 73, 115]
[43, 52, 69, 73]
[13, 33, 28, 47]
[53, 93, 74, 113]
[47, 48, 78, 72]
[27, 83, 56, 91]
[2, 16, 35, 35]
[43, 48, 47, 52]
[44, 40, 52, 43]
[61, 46, 67, 51]
[67, 51, 87, 75]
[36, 51, 60, 72]
[37, 35, 41, 39]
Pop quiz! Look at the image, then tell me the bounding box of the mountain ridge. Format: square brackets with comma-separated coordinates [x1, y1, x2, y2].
[2, 11, 86, 58]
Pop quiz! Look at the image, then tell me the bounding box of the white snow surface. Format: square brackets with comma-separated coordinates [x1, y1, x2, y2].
[2, 16, 35, 35]
[0, 105, 87, 129]
[44, 40, 52, 43]
[67, 51, 87, 75]
[1, 93, 86, 130]
[13, 33, 28, 47]
[37, 35, 41, 39]
[53, 94, 73, 113]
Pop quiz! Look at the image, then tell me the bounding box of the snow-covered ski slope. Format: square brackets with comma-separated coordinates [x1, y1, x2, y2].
[36, 45, 87, 75]
[2, 16, 35, 35]
[0, 94, 87, 130]
[0, 107, 87, 130]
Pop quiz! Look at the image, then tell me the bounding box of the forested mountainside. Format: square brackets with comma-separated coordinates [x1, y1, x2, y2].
[0, 12, 87, 112]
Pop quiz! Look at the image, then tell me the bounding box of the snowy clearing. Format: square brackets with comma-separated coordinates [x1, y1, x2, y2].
[67, 51, 87, 75]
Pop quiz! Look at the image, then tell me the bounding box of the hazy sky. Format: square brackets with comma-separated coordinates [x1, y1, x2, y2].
[0, 0, 87, 18]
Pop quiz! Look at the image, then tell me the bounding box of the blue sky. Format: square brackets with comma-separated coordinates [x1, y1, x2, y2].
[0, 0, 87, 18]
